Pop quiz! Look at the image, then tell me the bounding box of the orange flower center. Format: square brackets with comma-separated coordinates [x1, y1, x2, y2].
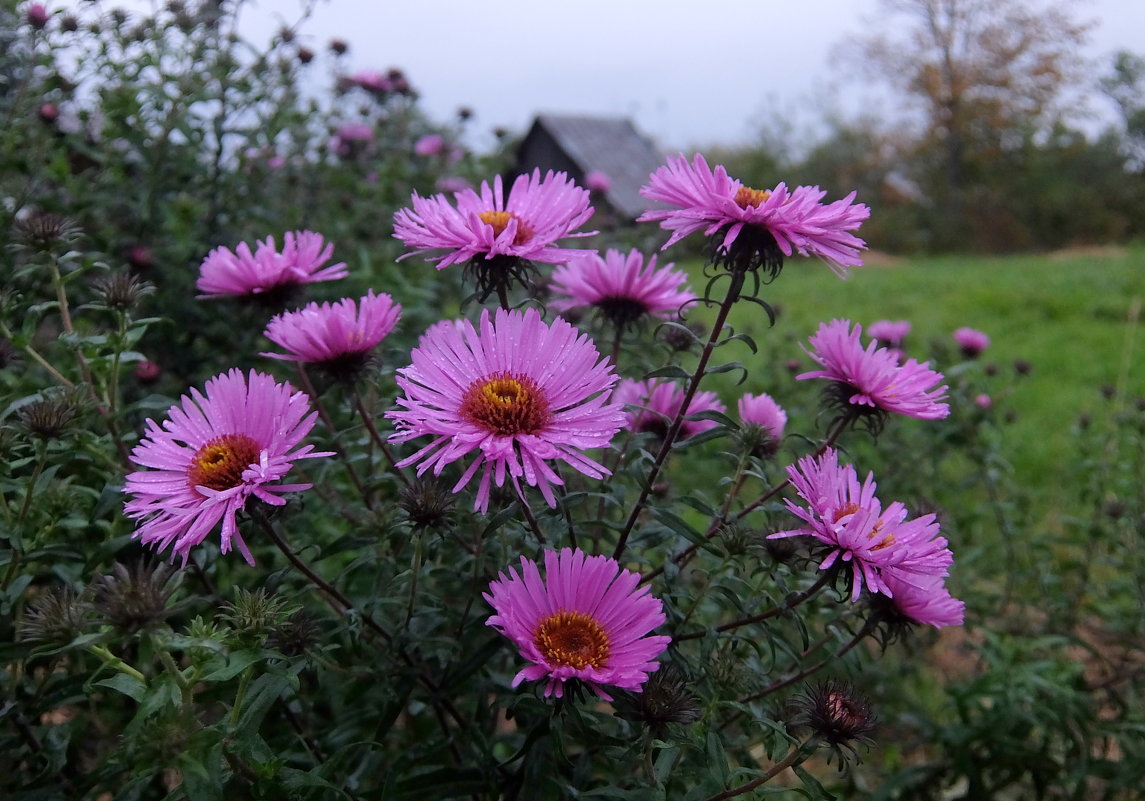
[867, 521, 895, 551]
[534, 610, 611, 670]
[459, 372, 550, 436]
[734, 185, 771, 209]
[478, 210, 533, 245]
[187, 434, 260, 491]
[831, 502, 861, 524]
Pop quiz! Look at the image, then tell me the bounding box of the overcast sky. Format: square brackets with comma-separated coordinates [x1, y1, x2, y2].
[266, 0, 1145, 149]
[67, 0, 1145, 150]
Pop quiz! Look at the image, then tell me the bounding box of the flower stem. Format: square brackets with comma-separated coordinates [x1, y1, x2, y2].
[613, 268, 746, 561]
[295, 365, 374, 507]
[87, 645, 147, 684]
[251, 507, 393, 644]
[352, 386, 412, 488]
[229, 664, 255, 729]
[701, 738, 817, 801]
[674, 570, 833, 642]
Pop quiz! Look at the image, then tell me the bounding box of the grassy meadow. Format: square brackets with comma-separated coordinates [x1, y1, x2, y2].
[678, 245, 1145, 526]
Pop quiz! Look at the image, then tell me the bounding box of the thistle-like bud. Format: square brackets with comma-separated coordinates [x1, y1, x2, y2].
[297, 46, 314, 65]
[17, 389, 84, 440]
[399, 477, 455, 531]
[660, 320, 705, 353]
[221, 588, 290, 642]
[21, 585, 90, 646]
[90, 561, 180, 634]
[60, 13, 79, 31]
[791, 679, 877, 767]
[92, 272, 154, 312]
[267, 609, 320, 657]
[13, 211, 82, 252]
[614, 663, 701, 731]
[328, 38, 348, 55]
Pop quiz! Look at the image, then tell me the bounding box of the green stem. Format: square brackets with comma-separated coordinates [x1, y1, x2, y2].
[702, 738, 817, 801]
[613, 268, 746, 561]
[352, 386, 412, 488]
[157, 647, 193, 706]
[405, 532, 423, 628]
[87, 645, 147, 684]
[675, 570, 833, 642]
[229, 665, 255, 729]
[295, 365, 375, 507]
[17, 447, 47, 524]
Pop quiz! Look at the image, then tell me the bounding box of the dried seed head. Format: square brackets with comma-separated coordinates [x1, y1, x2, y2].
[17, 389, 84, 440]
[267, 609, 320, 657]
[14, 212, 82, 252]
[792, 679, 877, 767]
[91, 561, 180, 634]
[21, 585, 90, 645]
[614, 663, 701, 731]
[92, 272, 155, 312]
[399, 477, 455, 531]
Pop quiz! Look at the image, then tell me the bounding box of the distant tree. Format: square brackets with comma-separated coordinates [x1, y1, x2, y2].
[846, 0, 1092, 247]
[1100, 50, 1145, 170]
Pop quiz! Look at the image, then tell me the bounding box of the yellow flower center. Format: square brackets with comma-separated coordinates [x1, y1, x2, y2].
[534, 610, 611, 670]
[734, 185, 771, 209]
[478, 210, 533, 245]
[187, 434, 260, 491]
[867, 522, 895, 551]
[459, 372, 550, 436]
[831, 502, 861, 524]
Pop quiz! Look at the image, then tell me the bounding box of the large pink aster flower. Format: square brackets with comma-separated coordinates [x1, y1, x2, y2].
[485, 548, 670, 700]
[262, 290, 401, 376]
[392, 169, 596, 301]
[798, 319, 949, 421]
[769, 449, 953, 602]
[879, 572, 965, 629]
[123, 369, 332, 565]
[638, 153, 869, 276]
[386, 307, 625, 513]
[614, 377, 726, 440]
[549, 248, 696, 329]
[197, 231, 348, 299]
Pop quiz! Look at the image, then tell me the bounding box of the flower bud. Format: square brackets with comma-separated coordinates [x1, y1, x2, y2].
[91, 561, 180, 634]
[792, 679, 877, 766]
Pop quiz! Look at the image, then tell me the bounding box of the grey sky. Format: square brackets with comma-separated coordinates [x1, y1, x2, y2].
[243, 0, 1143, 150]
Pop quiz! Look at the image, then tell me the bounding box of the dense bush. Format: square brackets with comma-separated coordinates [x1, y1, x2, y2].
[2, 3, 1142, 800]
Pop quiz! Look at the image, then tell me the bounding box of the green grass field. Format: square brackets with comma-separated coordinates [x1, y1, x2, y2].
[678, 245, 1145, 523]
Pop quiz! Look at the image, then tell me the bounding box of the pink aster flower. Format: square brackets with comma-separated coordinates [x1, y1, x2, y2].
[880, 572, 965, 628]
[485, 547, 670, 700]
[350, 69, 391, 92]
[974, 393, 992, 409]
[638, 153, 870, 276]
[584, 170, 612, 193]
[953, 327, 990, 358]
[386, 307, 625, 513]
[414, 133, 444, 156]
[738, 392, 787, 440]
[549, 248, 696, 329]
[798, 319, 949, 421]
[331, 122, 374, 158]
[867, 320, 911, 348]
[261, 290, 401, 375]
[392, 170, 596, 300]
[122, 369, 332, 566]
[769, 449, 953, 602]
[614, 377, 726, 440]
[196, 231, 348, 299]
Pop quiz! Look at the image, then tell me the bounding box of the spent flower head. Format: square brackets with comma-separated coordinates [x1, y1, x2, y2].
[792, 679, 877, 767]
[91, 560, 180, 634]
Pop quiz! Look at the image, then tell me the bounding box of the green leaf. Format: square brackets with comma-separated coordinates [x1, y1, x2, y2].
[93, 672, 147, 702]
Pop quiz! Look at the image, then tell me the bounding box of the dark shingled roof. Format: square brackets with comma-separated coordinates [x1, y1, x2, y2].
[518, 114, 666, 220]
